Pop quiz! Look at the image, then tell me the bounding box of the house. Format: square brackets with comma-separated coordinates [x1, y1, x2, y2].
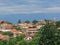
[0, 23, 13, 32]
[0, 23, 13, 29]
[39, 20, 46, 25]
[18, 23, 33, 29]
[34, 24, 44, 29]
[0, 29, 11, 32]
[18, 23, 28, 28]
[0, 34, 9, 40]
[26, 28, 38, 33]
[10, 29, 22, 37]
[0, 28, 22, 37]
[24, 35, 32, 40]
[25, 28, 38, 36]
[0, 34, 4, 40]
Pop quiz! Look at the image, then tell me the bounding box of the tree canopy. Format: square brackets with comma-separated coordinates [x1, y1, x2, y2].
[56, 21, 60, 27]
[32, 20, 38, 24]
[25, 20, 30, 24]
[38, 23, 60, 45]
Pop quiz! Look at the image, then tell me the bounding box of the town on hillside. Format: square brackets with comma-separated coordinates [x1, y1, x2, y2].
[0, 18, 60, 45]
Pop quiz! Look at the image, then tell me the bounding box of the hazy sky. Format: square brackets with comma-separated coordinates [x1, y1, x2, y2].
[0, 0, 60, 23]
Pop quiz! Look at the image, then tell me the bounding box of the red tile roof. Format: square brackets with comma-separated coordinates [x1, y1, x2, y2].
[0, 34, 4, 39]
[10, 29, 22, 34]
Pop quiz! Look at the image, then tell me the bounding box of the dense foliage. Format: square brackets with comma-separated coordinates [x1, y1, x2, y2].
[56, 21, 60, 27]
[38, 23, 60, 45]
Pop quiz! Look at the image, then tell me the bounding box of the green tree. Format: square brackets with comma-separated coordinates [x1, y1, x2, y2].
[19, 40, 27, 45]
[32, 20, 38, 24]
[16, 34, 25, 41]
[2, 40, 8, 45]
[8, 38, 17, 45]
[32, 26, 36, 28]
[13, 25, 21, 31]
[25, 20, 30, 24]
[56, 21, 60, 27]
[0, 40, 3, 45]
[2, 32, 13, 37]
[38, 23, 60, 45]
[5, 21, 12, 24]
[18, 19, 21, 24]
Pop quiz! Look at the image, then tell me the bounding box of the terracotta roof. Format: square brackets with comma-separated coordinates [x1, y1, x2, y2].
[0, 34, 10, 40]
[1, 23, 13, 28]
[25, 36, 30, 39]
[0, 34, 4, 39]
[10, 29, 22, 34]
[2, 23, 12, 26]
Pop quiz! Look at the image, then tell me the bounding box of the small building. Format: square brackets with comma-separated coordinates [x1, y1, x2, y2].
[10, 29, 22, 37]
[0, 34, 10, 40]
[24, 28, 38, 36]
[24, 36, 32, 40]
[1, 23, 13, 29]
[26, 28, 38, 33]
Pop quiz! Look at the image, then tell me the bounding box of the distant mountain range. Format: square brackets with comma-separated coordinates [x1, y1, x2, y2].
[0, 13, 60, 24]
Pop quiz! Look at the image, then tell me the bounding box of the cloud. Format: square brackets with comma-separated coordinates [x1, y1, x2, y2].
[41, 7, 60, 13]
[0, 0, 60, 14]
[0, 5, 60, 14]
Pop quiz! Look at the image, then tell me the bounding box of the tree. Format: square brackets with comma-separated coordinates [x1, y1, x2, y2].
[8, 39, 16, 45]
[18, 19, 21, 23]
[0, 40, 4, 45]
[13, 25, 21, 31]
[2, 40, 8, 45]
[2, 32, 13, 37]
[19, 40, 28, 45]
[32, 26, 36, 28]
[25, 20, 30, 24]
[38, 23, 60, 45]
[32, 20, 38, 24]
[16, 34, 25, 41]
[56, 21, 60, 27]
[5, 21, 12, 24]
